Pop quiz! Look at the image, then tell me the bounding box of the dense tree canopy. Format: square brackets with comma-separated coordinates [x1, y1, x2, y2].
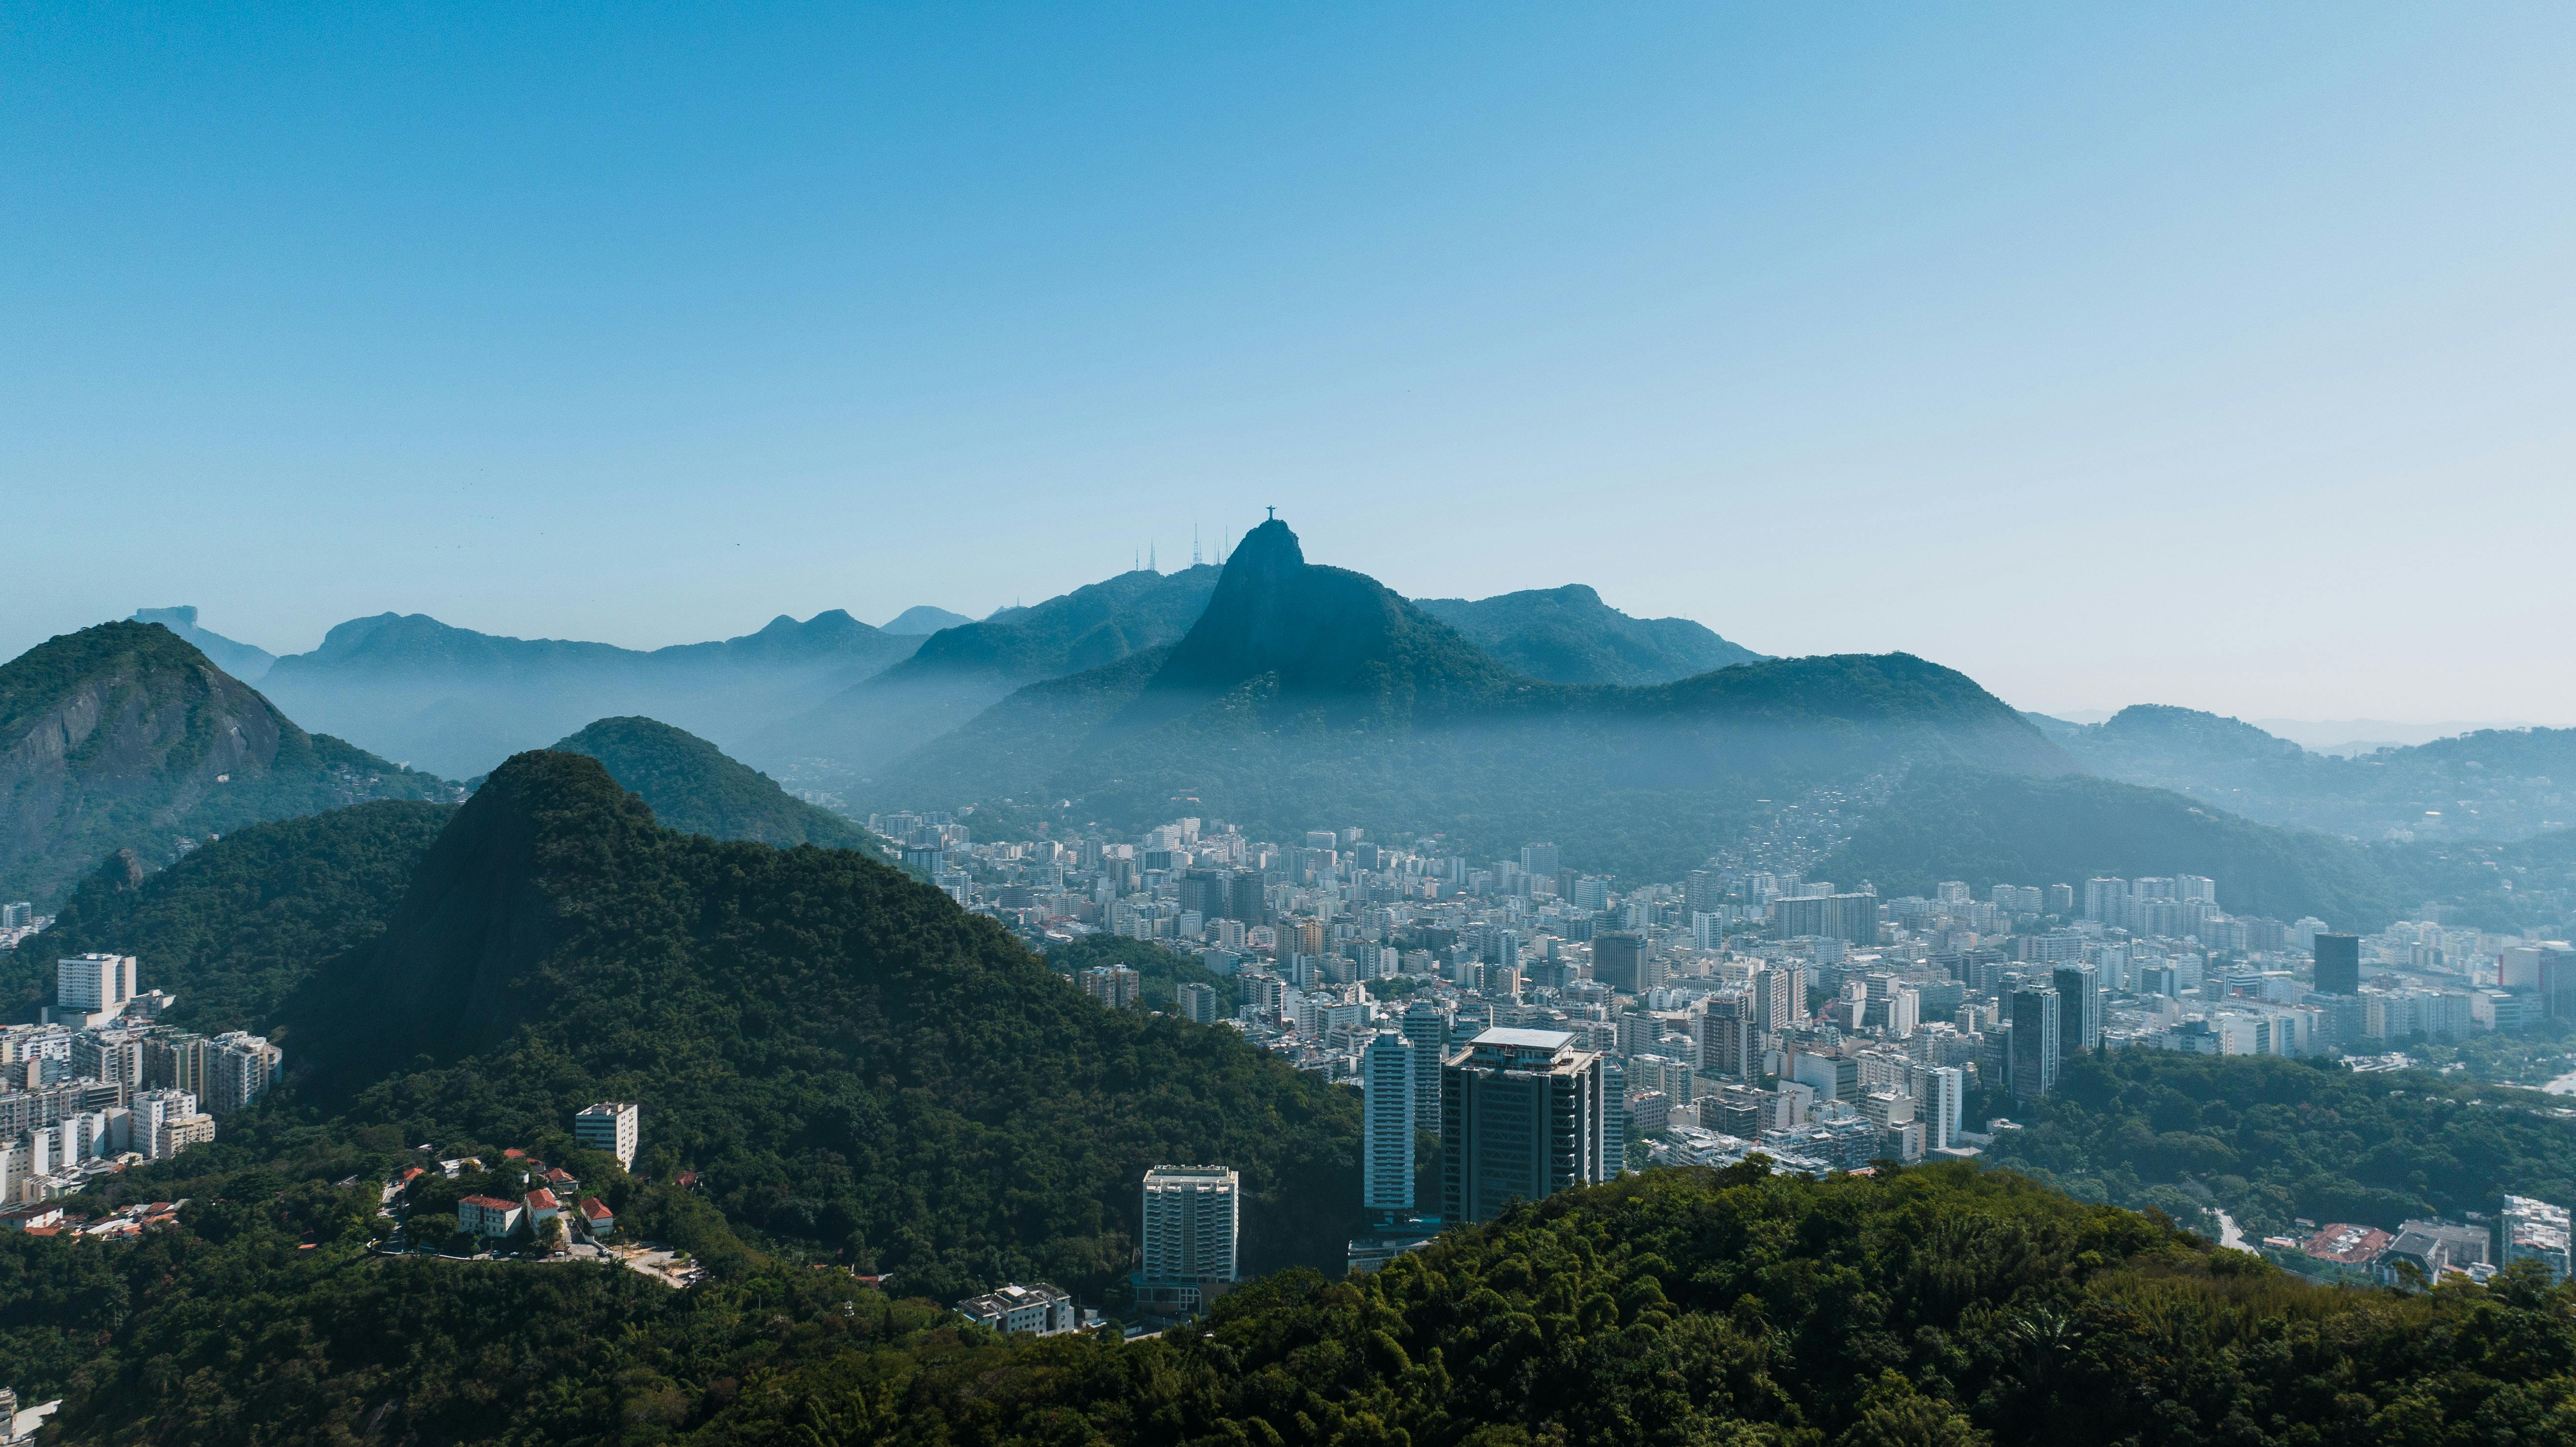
[20, 1158, 2576, 1447]
[1983, 1051, 2576, 1240]
[0, 799, 452, 1031]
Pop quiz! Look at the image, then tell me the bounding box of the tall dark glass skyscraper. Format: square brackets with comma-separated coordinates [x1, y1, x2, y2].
[1440, 1028, 1608, 1224]
[2314, 934, 2361, 996]
[2007, 985, 2061, 1099]
[2051, 962, 2102, 1055]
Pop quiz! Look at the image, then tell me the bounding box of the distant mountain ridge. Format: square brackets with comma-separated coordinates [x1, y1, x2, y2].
[2041, 703, 2576, 844]
[259, 610, 923, 779]
[871, 520, 2073, 874]
[751, 565, 1225, 780]
[1827, 766, 2418, 929]
[0, 621, 453, 906]
[1413, 584, 1764, 685]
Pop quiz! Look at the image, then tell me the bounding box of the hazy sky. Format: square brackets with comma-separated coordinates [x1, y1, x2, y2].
[8, 4, 2573, 721]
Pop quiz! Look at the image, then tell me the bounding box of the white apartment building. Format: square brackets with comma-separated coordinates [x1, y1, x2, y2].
[574, 1102, 641, 1170]
[1141, 1164, 1239, 1284]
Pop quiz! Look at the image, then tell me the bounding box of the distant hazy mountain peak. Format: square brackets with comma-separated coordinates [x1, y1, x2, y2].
[882, 605, 976, 635]
[130, 605, 278, 681]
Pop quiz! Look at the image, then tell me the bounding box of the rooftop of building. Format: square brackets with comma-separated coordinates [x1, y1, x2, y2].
[1471, 1026, 1574, 1050]
[959, 1281, 1071, 1309]
[2301, 1222, 2392, 1264]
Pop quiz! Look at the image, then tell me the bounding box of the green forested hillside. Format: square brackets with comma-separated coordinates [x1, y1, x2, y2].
[551, 715, 871, 849]
[1983, 1051, 2576, 1241]
[282, 750, 1359, 1299]
[1045, 934, 1232, 1012]
[0, 800, 453, 1031]
[17, 1158, 2576, 1447]
[1414, 583, 1764, 685]
[1828, 766, 2419, 928]
[0, 621, 454, 906]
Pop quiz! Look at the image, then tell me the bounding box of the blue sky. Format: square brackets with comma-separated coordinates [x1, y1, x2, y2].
[6, 3, 2572, 720]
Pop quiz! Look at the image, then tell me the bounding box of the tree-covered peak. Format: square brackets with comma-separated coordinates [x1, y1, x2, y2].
[548, 716, 868, 850]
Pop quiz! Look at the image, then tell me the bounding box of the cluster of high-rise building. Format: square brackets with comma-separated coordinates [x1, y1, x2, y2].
[0, 954, 280, 1202]
[883, 804, 2576, 1258]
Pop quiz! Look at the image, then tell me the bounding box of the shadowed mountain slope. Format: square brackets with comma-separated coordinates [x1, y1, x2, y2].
[0, 621, 453, 906]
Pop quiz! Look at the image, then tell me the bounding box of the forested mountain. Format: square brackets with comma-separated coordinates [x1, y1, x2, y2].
[128, 605, 276, 681]
[0, 622, 453, 908]
[869, 520, 2073, 876]
[751, 565, 1223, 781]
[258, 609, 923, 779]
[0, 800, 453, 1033]
[279, 749, 1358, 1298]
[2042, 704, 2576, 844]
[550, 716, 870, 850]
[16, 1157, 2576, 1446]
[1986, 1051, 2576, 1244]
[1413, 583, 1764, 684]
[1827, 766, 2423, 928]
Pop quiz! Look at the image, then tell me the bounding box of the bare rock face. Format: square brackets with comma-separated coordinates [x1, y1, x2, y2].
[100, 848, 147, 894]
[0, 621, 451, 906]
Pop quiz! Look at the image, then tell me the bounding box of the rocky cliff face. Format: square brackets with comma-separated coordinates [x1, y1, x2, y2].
[0, 621, 452, 905]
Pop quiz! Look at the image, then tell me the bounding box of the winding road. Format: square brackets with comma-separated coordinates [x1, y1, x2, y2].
[2210, 1206, 2251, 1252]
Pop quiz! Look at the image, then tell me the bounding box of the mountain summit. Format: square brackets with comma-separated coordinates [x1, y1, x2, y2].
[0, 621, 451, 905]
[1122, 519, 1521, 727]
[550, 716, 868, 849]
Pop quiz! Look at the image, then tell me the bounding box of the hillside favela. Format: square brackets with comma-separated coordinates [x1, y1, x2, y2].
[8, 9, 2576, 1447]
